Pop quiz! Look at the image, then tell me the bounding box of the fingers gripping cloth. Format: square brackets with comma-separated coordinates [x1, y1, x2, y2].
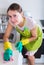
[3, 42, 13, 61]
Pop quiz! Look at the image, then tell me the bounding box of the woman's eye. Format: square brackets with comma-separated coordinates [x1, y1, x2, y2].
[13, 15, 17, 17]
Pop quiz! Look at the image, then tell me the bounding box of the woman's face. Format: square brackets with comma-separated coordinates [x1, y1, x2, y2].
[7, 10, 23, 26]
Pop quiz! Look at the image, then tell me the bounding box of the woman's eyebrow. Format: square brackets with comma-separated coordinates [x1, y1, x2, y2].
[7, 15, 12, 18]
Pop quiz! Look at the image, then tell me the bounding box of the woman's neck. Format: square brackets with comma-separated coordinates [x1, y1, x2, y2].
[18, 17, 26, 27]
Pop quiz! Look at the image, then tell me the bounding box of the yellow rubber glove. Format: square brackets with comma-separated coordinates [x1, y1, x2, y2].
[4, 41, 12, 51]
[21, 39, 29, 45]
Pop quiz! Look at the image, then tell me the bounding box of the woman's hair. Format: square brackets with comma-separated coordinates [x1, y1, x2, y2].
[7, 3, 23, 13]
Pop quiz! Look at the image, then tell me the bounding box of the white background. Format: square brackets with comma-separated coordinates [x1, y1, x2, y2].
[0, 0, 44, 19]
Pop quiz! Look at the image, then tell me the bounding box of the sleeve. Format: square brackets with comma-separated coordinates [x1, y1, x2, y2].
[26, 17, 37, 30]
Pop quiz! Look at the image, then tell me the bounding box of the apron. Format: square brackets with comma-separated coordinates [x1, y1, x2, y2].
[16, 26, 42, 51]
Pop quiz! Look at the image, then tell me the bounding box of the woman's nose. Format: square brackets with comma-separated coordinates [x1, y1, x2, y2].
[11, 17, 15, 22]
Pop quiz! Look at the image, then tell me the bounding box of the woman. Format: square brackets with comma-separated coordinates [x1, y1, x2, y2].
[3, 3, 42, 65]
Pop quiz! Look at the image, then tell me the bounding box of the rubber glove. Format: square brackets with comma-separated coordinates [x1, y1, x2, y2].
[21, 38, 29, 45]
[15, 41, 23, 52]
[15, 39, 29, 52]
[3, 41, 13, 61]
[4, 41, 12, 51]
[3, 48, 13, 61]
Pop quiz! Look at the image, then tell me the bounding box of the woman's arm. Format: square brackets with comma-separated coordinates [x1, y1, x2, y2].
[29, 26, 38, 42]
[3, 22, 13, 42]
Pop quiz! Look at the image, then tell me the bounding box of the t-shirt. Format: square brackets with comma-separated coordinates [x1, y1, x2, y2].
[17, 17, 37, 31]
